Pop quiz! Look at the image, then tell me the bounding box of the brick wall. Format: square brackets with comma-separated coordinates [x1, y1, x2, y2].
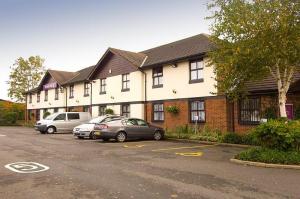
[146, 96, 229, 133]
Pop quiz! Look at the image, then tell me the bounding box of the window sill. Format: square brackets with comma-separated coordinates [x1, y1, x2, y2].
[152, 120, 164, 123]
[190, 120, 206, 124]
[100, 92, 106, 95]
[152, 85, 163, 89]
[69, 96, 74, 99]
[84, 94, 90, 97]
[189, 79, 204, 84]
[239, 121, 260, 125]
[121, 89, 130, 92]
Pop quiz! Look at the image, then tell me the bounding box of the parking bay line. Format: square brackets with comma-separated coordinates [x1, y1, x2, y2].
[151, 144, 218, 152]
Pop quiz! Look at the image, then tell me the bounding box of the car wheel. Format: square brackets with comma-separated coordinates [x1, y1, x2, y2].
[154, 131, 163, 141]
[116, 132, 126, 142]
[46, 126, 55, 134]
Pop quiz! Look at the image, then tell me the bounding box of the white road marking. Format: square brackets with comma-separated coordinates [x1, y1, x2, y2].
[0, 134, 6, 137]
[5, 162, 50, 174]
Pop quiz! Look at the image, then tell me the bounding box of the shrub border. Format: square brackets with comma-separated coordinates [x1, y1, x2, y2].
[167, 138, 251, 148]
[230, 158, 300, 170]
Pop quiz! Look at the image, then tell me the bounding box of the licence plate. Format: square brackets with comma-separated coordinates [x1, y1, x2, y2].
[94, 131, 101, 136]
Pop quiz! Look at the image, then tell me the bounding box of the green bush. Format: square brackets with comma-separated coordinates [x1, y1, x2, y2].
[3, 112, 18, 124]
[263, 107, 277, 119]
[295, 107, 300, 120]
[253, 119, 300, 151]
[43, 111, 51, 119]
[105, 108, 114, 115]
[236, 147, 300, 165]
[222, 132, 243, 144]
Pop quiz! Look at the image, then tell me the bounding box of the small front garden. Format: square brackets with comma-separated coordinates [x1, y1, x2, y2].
[166, 119, 300, 165]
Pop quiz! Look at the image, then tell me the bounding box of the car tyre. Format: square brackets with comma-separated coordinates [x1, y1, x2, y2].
[46, 126, 56, 134]
[89, 132, 94, 139]
[154, 131, 163, 141]
[116, 132, 126, 142]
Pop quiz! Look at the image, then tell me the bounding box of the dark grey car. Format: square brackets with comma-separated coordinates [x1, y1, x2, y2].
[93, 118, 164, 142]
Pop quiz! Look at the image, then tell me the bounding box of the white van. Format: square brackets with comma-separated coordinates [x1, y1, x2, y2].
[34, 112, 91, 134]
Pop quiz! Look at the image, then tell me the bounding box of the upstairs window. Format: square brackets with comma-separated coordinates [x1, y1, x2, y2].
[44, 90, 48, 102]
[122, 73, 130, 91]
[189, 59, 204, 83]
[121, 104, 130, 117]
[153, 103, 164, 122]
[84, 82, 90, 96]
[55, 88, 59, 100]
[100, 78, 106, 94]
[190, 100, 205, 122]
[153, 67, 163, 88]
[29, 94, 32, 104]
[239, 97, 261, 124]
[37, 92, 40, 103]
[69, 85, 74, 98]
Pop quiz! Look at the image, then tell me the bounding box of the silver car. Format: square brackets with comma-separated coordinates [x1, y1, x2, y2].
[73, 115, 122, 139]
[93, 118, 165, 142]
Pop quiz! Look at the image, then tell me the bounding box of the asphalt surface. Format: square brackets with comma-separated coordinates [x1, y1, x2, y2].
[0, 127, 299, 199]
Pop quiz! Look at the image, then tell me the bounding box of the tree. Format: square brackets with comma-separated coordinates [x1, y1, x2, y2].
[7, 56, 45, 102]
[207, 0, 300, 117]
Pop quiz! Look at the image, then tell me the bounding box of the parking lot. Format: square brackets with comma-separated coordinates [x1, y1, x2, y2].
[0, 127, 299, 199]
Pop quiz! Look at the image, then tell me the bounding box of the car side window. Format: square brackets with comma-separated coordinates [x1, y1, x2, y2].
[68, 113, 80, 120]
[54, 114, 66, 121]
[126, 119, 137, 126]
[136, 119, 148, 126]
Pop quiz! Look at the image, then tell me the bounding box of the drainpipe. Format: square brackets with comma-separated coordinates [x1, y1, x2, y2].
[140, 56, 148, 121]
[65, 87, 68, 112]
[90, 81, 95, 116]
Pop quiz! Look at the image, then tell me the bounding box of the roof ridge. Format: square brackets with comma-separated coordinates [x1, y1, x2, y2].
[140, 33, 209, 53]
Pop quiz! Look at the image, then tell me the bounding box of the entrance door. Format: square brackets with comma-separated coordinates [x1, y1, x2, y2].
[286, 104, 294, 120]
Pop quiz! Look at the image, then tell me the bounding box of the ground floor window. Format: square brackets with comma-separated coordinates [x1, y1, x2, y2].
[239, 97, 261, 124]
[153, 103, 164, 122]
[121, 104, 130, 117]
[68, 107, 75, 112]
[190, 100, 205, 122]
[83, 106, 89, 112]
[36, 110, 40, 120]
[99, 105, 107, 116]
[54, 108, 59, 113]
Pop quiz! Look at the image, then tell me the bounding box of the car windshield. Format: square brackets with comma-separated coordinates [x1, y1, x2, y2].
[88, 116, 106, 124]
[44, 113, 58, 120]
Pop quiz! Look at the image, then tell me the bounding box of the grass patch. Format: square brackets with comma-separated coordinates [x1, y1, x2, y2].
[235, 147, 300, 165]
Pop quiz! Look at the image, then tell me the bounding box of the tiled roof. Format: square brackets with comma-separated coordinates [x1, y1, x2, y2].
[63, 65, 96, 85]
[141, 33, 214, 67]
[109, 48, 147, 67]
[246, 71, 300, 93]
[48, 70, 77, 85]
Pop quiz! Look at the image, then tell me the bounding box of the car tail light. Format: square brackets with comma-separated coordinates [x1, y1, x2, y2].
[94, 124, 108, 130]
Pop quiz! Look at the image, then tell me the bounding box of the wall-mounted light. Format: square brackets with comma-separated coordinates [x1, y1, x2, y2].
[172, 89, 177, 94]
[110, 96, 114, 100]
[171, 63, 177, 68]
[76, 100, 79, 103]
[48, 102, 51, 105]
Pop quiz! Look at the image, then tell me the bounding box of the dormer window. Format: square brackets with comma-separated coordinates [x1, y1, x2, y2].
[189, 59, 204, 84]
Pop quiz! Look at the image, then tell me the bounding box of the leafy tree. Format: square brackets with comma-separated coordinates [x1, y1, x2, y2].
[7, 56, 45, 102]
[207, 0, 300, 117]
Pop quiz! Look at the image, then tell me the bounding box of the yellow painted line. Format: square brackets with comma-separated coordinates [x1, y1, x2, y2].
[123, 144, 146, 148]
[175, 152, 203, 157]
[151, 144, 217, 152]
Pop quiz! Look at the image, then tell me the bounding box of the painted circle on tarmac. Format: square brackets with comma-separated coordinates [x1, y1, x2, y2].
[5, 162, 50, 174]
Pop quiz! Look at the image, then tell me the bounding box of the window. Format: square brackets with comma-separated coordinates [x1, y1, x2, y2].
[36, 109, 40, 120]
[153, 67, 163, 88]
[44, 90, 48, 101]
[83, 106, 89, 112]
[37, 92, 40, 103]
[121, 104, 130, 117]
[55, 88, 59, 100]
[122, 73, 130, 91]
[98, 105, 107, 116]
[69, 85, 74, 98]
[68, 107, 75, 112]
[153, 103, 164, 122]
[54, 113, 66, 121]
[29, 94, 32, 104]
[239, 97, 261, 124]
[84, 82, 90, 96]
[67, 113, 80, 120]
[189, 59, 204, 83]
[190, 100, 205, 122]
[100, 78, 106, 94]
[54, 108, 59, 113]
[136, 119, 148, 126]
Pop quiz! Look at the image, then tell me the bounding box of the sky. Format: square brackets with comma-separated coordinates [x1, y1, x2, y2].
[0, 0, 212, 101]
